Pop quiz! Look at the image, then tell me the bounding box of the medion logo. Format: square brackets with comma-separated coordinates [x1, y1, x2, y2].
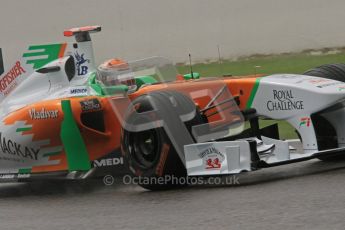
[70, 88, 87, 94]
[29, 108, 59, 120]
[93, 157, 124, 167]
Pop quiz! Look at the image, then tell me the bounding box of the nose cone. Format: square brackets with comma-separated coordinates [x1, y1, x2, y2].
[250, 74, 345, 120]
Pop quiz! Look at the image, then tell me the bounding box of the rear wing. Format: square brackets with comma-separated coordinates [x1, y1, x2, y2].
[63, 25, 101, 42]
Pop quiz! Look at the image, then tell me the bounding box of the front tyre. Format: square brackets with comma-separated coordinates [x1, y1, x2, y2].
[121, 91, 205, 190]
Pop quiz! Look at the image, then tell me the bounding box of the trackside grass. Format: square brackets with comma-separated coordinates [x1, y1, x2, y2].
[176, 50, 345, 77]
[176, 50, 345, 139]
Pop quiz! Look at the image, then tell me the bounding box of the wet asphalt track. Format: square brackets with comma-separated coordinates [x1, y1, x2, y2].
[0, 159, 344, 230]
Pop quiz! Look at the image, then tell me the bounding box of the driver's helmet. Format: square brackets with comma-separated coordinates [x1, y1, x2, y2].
[97, 58, 137, 93]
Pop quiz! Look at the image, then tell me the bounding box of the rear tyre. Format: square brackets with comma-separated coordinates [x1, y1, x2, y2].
[304, 63, 345, 161]
[121, 91, 205, 190]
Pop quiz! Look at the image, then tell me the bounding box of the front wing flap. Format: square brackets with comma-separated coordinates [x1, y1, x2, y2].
[184, 136, 345, 176]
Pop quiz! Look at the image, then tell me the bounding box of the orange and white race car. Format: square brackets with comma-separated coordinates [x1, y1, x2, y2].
[1, 26, 345, 190]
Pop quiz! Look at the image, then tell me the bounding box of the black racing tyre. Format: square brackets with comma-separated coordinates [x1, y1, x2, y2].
[121, 91, 206, 190]
[303, 63, 345, 161]
[304, 63, 345, 82]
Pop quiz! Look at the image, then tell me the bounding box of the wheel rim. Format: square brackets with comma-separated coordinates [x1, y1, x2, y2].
[128, 128, 161, 169]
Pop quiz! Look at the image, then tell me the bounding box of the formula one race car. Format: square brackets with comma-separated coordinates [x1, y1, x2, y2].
[1, 25, 345, 190]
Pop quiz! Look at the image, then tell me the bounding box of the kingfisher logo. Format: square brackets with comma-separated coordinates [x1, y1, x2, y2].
[74, 51, 89, 76]
[0, 61, 26, 95]
[299, 117, 311, 128]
